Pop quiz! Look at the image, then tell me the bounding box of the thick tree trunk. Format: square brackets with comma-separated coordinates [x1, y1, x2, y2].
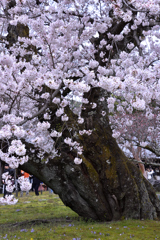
[21, 130, 160, 221]
[21, 89, 160, 221]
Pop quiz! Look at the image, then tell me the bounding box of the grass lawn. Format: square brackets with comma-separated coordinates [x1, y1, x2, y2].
[0, 191, 160, 239]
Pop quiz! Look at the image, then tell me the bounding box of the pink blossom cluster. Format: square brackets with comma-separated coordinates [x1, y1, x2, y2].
[0, 172, 18, 205]
[18, 176, 32, 192]
[64, 137, 83, 155]
[79, 130, 92, 136]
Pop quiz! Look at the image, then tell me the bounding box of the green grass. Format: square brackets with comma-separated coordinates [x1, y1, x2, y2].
[0, 191, 78, 225]
[0, 191, 160, 239]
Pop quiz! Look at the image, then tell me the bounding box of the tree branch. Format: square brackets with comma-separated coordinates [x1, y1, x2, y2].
[129, 158, 160, 167]
[122, 0, 148, 13]
[19, 82, 62, 126]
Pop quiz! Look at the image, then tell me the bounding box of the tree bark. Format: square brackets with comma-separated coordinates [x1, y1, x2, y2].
[21, 88, 160, 221]
[21, 127, 160, 221]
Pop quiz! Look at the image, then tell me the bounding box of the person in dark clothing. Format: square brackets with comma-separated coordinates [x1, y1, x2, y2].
[33, 176, 41, 196]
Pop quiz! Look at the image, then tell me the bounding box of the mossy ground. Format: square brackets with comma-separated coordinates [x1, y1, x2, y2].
[0, 191, 160, 239]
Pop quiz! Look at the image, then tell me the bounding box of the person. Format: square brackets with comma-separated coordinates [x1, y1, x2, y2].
[21, 170, 30, 179]
[33, 176, 41, 196]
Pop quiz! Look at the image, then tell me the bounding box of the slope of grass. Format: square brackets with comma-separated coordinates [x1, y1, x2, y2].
[0, 191, 160, 240]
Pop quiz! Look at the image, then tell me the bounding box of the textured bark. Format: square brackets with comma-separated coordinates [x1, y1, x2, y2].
[21, 129, 160, 221]
[21, 88, 160, 221]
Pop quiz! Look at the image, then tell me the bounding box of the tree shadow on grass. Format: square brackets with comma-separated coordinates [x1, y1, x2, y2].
[0, 216, 84, 233]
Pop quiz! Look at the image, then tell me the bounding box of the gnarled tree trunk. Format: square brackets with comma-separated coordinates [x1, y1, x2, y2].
[21, 88, 160, 221]
[21, 127, 160, 221]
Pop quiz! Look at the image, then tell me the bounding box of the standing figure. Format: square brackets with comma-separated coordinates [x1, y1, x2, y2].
[33, 176, 41, 196]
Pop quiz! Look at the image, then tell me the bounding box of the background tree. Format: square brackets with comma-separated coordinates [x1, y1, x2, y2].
[0, 0, 160, 220]
[110, 110, 160, 177]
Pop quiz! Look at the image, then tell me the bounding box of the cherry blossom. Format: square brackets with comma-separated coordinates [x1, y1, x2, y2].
[0, 0, 160, 205]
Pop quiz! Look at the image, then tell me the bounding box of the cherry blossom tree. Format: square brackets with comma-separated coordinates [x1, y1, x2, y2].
[0, 0, 160, 220]
[111, 110, 160, 177]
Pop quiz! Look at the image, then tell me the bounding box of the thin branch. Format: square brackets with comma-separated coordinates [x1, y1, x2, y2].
[133, 30, 143, 56]
[99, 0, 102, 16]
[106, 40, 114, 66]
[45, 39, 55, 69]
[146, 58, 160, 68]
[114, 41, 119, 55]
[9, 95, 18, 114]
[122, 0, 148, 13]
[129, 158, 160, 167]
[144, 145, 160, 157]
[19, 82, 62, 126]
[25, 93, 43, 103]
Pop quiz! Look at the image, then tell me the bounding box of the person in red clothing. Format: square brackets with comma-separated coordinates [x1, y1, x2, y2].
[24, 172, 30, 178]
[21, 170, 30, 179]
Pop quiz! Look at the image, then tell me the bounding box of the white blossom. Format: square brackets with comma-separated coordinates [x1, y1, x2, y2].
[89, 60, 99, 69]
[132, 98, 146, 111]
[45, 79, 59, 89]
[101, 111, 106, 116]
[44, 113, 51, 120]
[140, 141, 148, 147]
[41, 93, 50, 99]
[50, 130, 62, 138]
[74, 157, 82, 165]
[18, 176, 32, 192]
[0, 195, 18, 205]
[37, 121, 50, 131]
[61, 114, 69, 121]
[78, 117, 84, 124]
[127, 43, 134, 50]
[91, 102, 97, 109]
[112, 131, 120, 139]
[15, 145, 26, 156]
[52, 97, 61, 104]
